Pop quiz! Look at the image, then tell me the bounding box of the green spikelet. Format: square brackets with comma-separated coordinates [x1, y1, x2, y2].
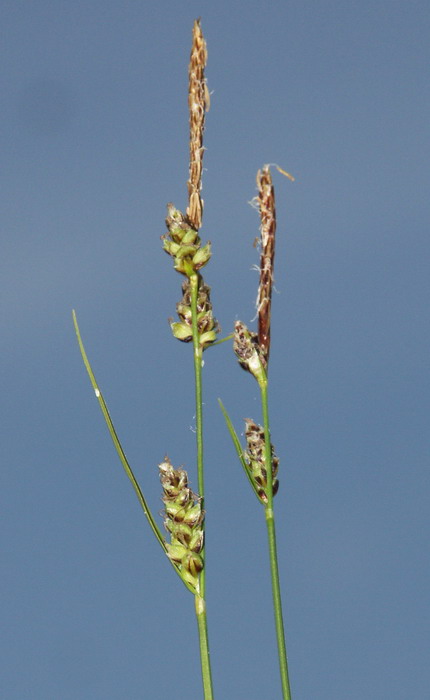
[244, 419, 279, 503]
[159, 457, 204, 591]
[163, 204, 211, 276]
[171, 279, 219, 349]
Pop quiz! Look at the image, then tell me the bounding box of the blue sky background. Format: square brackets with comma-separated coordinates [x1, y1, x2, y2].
[1, 1, 429, 698]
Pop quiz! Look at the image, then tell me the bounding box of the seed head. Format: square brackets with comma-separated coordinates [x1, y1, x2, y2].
[244, 419, 279, 503]
[159, 457, 205, 591]
[256, 165, 277, 367]
[186, 19, 209, 230]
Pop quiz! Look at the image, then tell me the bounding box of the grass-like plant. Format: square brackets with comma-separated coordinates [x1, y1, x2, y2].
[219, 163, 294, 699]
[74, 19, 293, 699]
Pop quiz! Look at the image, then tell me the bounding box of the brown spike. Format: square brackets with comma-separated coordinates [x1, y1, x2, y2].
[256, 165, 276, 366]
[186, 19, 208, 230]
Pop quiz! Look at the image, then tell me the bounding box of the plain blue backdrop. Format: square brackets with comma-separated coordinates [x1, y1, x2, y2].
[1, 1, 429, 698]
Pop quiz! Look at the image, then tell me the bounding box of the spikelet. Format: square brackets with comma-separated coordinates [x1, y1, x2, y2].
[244, 419, 279, 503]
[186, 19, 209, 231]
[172, 278, 219, 349]
[233, 320, 266, 382]
[159, 457, 204, 591]
[256, 165, 277, 367]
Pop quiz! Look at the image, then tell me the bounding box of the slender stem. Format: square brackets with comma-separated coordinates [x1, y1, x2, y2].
[190, 272, 205, 591]
[195, 594, 214, 700]
[189, 272, 214, 699]
[210, 333, 234, 347]
[190, 273, 205, 503]
[260, 379, 293, 700]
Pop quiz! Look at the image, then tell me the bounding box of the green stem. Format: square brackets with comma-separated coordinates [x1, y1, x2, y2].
[260, 378, 293, 700]
[209, 333, 234, 347]
[189, 272, 214, 699]
[190, 273, 205, 576]
[195, 594, 214, 700]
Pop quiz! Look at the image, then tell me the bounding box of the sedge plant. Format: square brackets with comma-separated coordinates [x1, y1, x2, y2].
[74, 18, 294, 699]
[219, 164, 294, 699]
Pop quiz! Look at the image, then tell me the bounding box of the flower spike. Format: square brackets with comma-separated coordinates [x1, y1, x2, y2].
[159, 457, 205, 592]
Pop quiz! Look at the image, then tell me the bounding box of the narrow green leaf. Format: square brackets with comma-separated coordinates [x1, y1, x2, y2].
[217, 398, 263, 503]
[72, 310, 195, 594]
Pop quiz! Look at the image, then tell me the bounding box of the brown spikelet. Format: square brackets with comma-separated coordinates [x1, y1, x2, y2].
[256, 165, 277, 366]
[186, 19, 209, 231]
